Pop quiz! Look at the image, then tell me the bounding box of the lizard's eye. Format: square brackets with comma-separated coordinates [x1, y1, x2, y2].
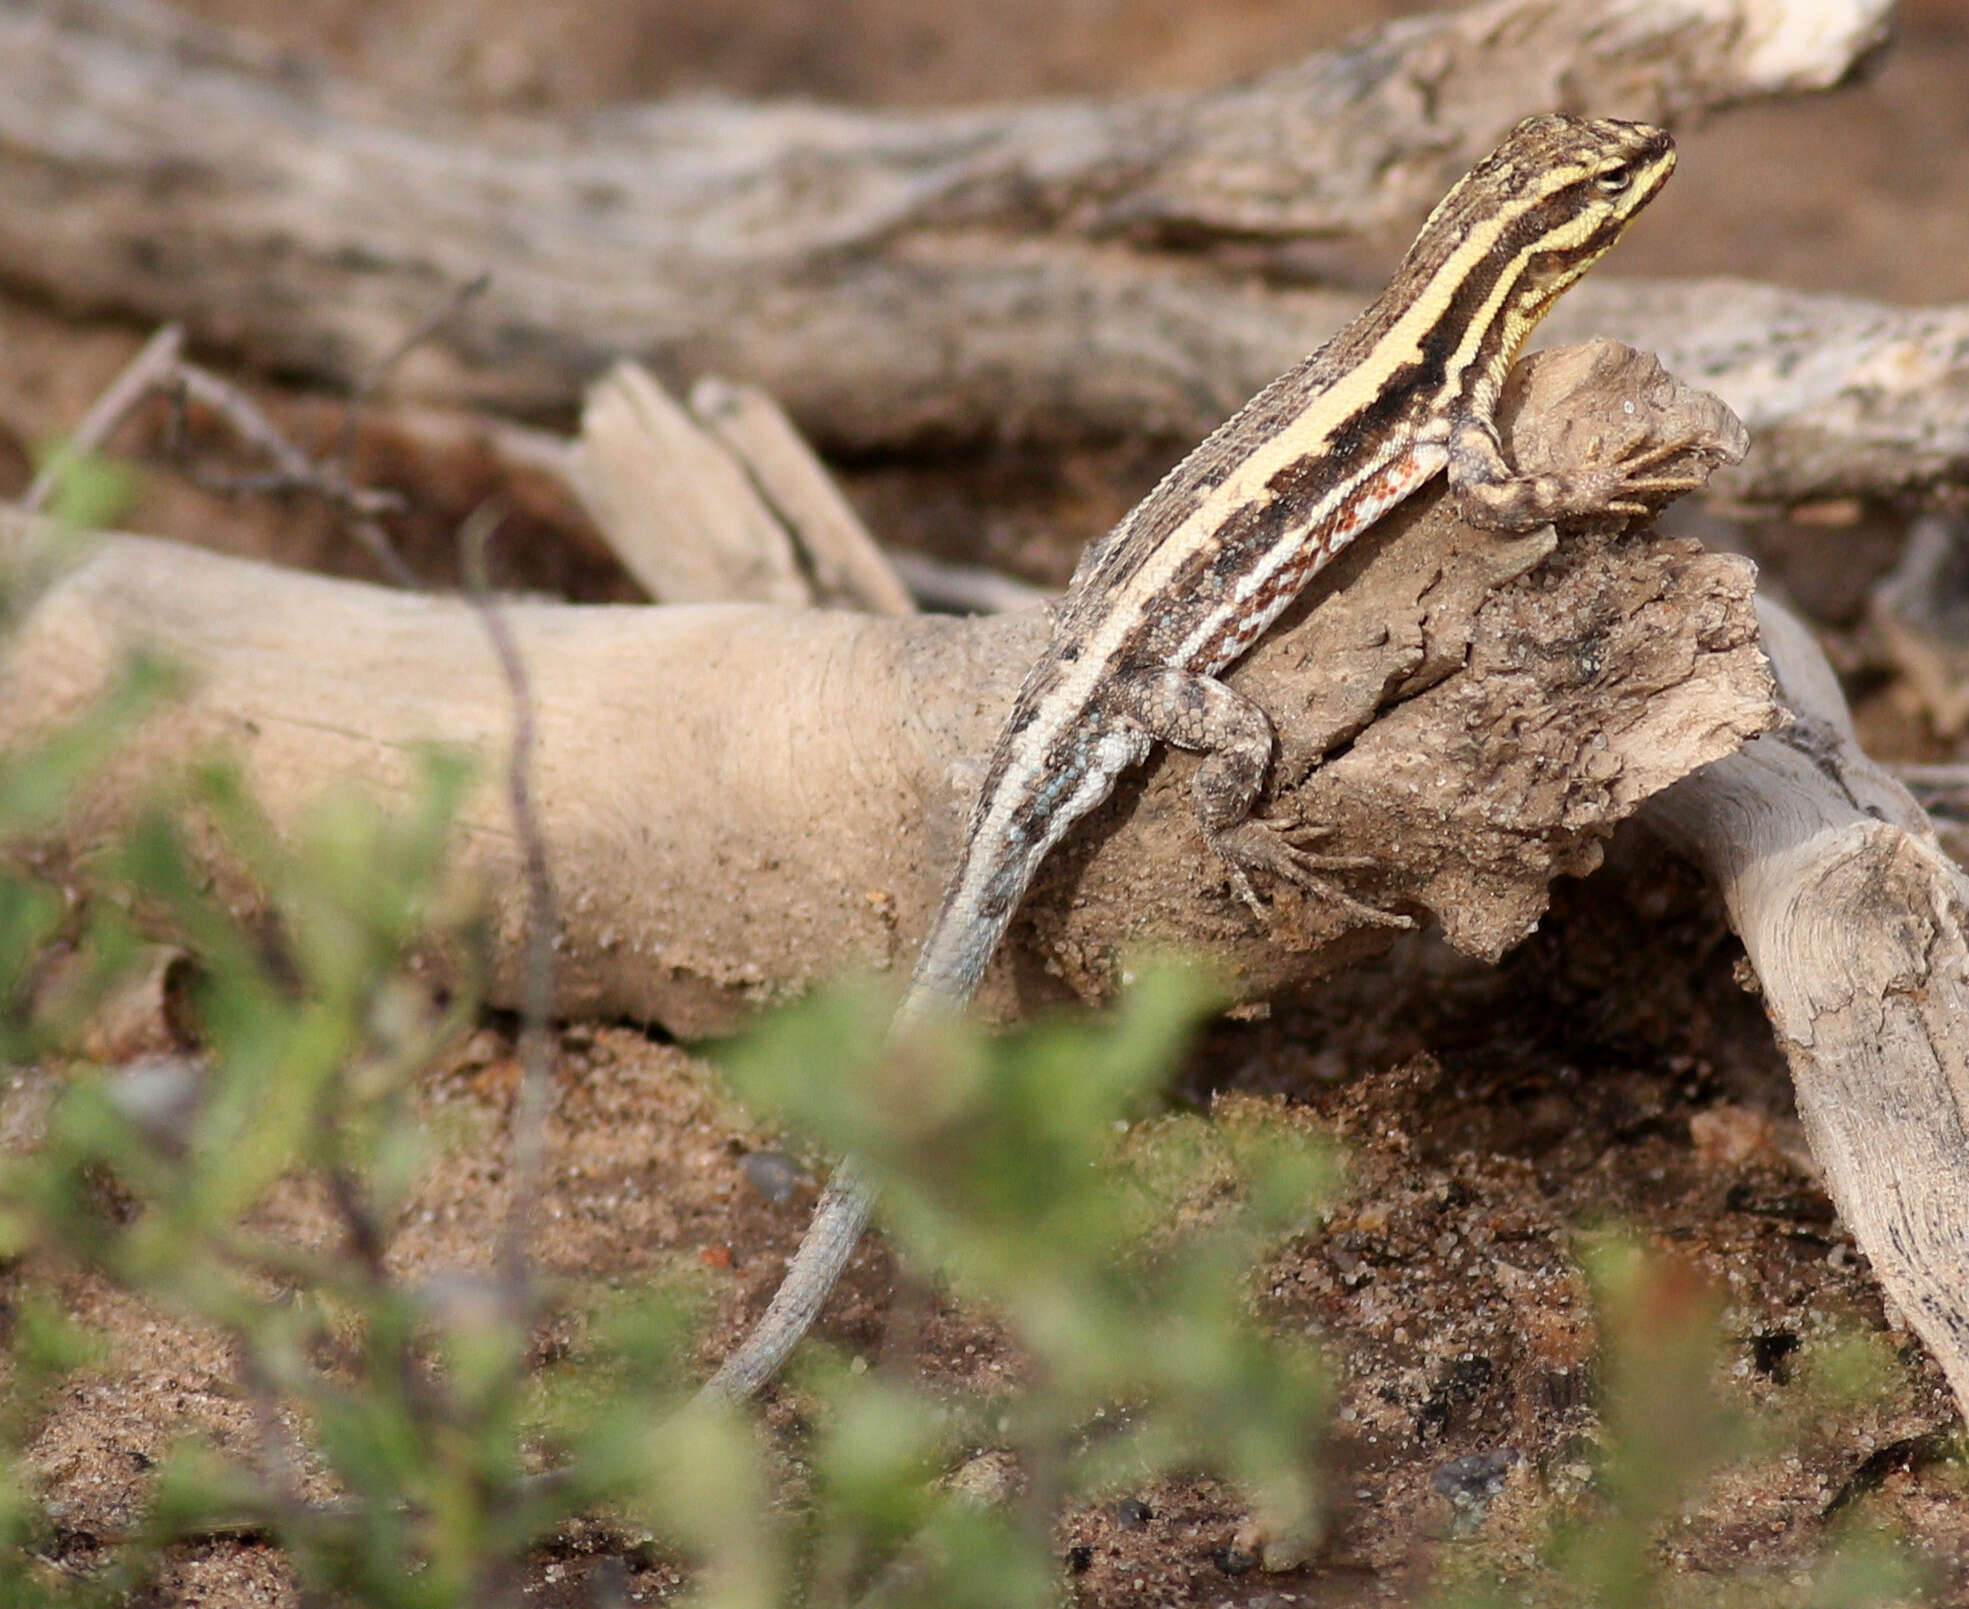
[1595, 163, 1636, 195]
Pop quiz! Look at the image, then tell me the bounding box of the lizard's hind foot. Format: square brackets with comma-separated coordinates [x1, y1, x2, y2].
[1209, 815, 1415, 931]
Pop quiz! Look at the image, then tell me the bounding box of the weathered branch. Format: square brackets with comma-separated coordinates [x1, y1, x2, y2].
[1866, 514, 1969, 739]
[6, 0, 1882, 284]
[571, 364, 916, 613]
[0, 0, 1936, 505]
[0, 343, 1771, 1036]
[1640, 598, 1969, 1419]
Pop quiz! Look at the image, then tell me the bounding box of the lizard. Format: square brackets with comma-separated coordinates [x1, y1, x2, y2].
[706, 113, 1693, 1399]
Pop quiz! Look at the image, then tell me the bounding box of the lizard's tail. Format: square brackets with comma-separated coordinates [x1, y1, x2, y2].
[700, 1154, 876, 1399]
[694, 913, 1006, 1400]
[701, 777, 1065, 1398]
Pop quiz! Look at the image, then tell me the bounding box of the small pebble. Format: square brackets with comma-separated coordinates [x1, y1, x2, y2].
[740, 1150, 805, 1204]
[946, 1449, 1022, 1506]
[1233, 1515, 1320, 1573]
[1116, 1496, 1153, 1529]
[1213, 1544, 1257, 1576]
[1431, 1447, 1518, 1514]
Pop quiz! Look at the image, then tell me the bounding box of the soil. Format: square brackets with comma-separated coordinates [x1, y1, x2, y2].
[5, 0, 1969, 1604]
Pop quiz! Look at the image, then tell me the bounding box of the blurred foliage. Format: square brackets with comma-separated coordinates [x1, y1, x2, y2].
[0, 656, 1943, 1608]
[27, 443, 139, 537]
[1, 446, 140, 634]
[712, 970, 1337, 1601]
[1429, 1240, 1933, 1609]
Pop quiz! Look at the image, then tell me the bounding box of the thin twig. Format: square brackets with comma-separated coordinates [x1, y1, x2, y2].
[458, 501, 559, 1311]
[15, 315, 432, 588]
[164, 364, 422, 588]
[337, 271, 492, 477]
[165, 276, 489, 589]
[20, 323, 185, 513]
[886, 549, 1054, 616]
[1895, 762, 1969, 828]
[234, 1342, 327, 1528]
[324, 1163, 394, 1285]
[1896, 762, 1969, 796]
[170, 365, 386, 506]
[228, 1335, 344, 1609]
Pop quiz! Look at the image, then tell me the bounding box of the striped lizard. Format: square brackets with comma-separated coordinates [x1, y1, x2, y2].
[708, 113, 1692, 1398]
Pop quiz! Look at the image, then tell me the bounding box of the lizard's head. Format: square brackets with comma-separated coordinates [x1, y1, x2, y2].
[1422, 113, 1676, 308]
[1490, 113, 1674, 266]
[1390, 114, 1675, 387]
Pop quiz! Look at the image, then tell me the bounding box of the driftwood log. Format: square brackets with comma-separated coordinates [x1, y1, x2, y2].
[0, 343, 1769, 1038]
[1641, 598, 1969, 1415]
[570, 338, 1969, 1420]
[9, 0, 1959, 509]
[11, 313, 1969, 1424]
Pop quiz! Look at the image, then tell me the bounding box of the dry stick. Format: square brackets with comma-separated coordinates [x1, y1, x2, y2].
[574, 361, 917, 613]
[170, 277, 491, 589]
[1898, 763, 1969, 819]
[573, 361, 813, 607]
[18, 323, 185, 513]
[168, 364, 399, 514]
[458, 503, 560, 1304]
[886, 550, 1053, 615]
[334, 271, 493, 480]
[4, 310, 426, 588]
[328, 274, 494, 590]
[1865, 514, 1969, 740]
[686, 376, 916, 617]
[1640, 596, 1969, 1418]
[14, 280, 493, 587]
[0, 0, 1913, 504]
[233, 1343, 340, 1609]
[166, 362, 421, 590]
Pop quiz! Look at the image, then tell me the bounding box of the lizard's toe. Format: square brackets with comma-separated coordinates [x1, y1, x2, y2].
[1209, 818, 1414, 930]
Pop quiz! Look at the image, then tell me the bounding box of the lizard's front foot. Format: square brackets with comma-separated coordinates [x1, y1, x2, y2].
[1552, 432, 1714, 520]
[1209, 815, 1415, 931]
[1459, 432, 1713, 531]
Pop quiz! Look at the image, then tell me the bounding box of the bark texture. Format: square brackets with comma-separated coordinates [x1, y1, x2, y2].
[0, 1, 1937, 506]
[0, 343, 1771, 1036]
[1642, 598, 1969, 1420]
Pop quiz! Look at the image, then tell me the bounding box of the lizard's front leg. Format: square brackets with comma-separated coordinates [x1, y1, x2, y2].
[1447, 411, 1707, 532]
[1106, 665, 1413, 930]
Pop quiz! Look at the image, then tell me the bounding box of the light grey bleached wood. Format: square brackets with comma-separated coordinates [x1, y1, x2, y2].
[1865, 515, 1969, 739]
[687, 378, 915, 616]
[0, 0, 1929, 506]
[1555, 280, 1969, 505]
[572, 365, 914, 612]
[1641, 597, 1969, 1419]
[571, 362, 812, 607]
[887, 551, 1052, 616]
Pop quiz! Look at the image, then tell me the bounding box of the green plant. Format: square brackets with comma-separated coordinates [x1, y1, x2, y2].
[0, 671, 1940, 1609]
[0, 668, 1333, 1605]
[704, 971, 1338, 1603]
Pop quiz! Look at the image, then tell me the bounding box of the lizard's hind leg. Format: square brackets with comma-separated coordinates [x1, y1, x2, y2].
[1106, 666, 1412, 930]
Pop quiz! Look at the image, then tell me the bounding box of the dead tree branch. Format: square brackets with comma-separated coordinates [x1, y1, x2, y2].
[572, 363, 913, 612]
[1640, 597, 1969, 1420]
[0, 343, 1770, 1035]
[0, 1, 1929, 505]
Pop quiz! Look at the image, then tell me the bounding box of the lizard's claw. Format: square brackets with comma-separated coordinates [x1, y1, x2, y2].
[1210, 816, 1414, 930]
[1573, 432, 1715, 519]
